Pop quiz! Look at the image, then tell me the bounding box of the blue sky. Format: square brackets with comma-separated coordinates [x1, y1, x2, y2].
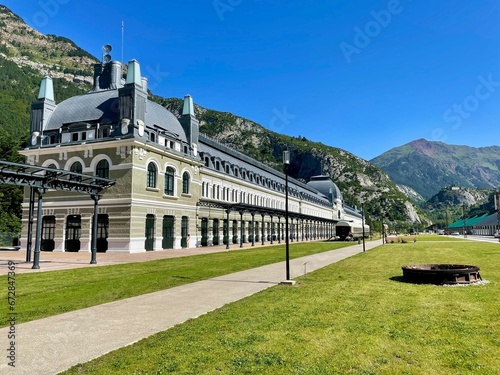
[3, 0, 500, 160]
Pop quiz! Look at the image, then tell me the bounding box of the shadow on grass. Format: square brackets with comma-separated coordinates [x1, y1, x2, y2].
[389, 275, 407, 283]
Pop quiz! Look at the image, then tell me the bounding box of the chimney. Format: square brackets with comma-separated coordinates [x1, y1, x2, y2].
[141, 76, 148, 94]
[93, 63, 102, 91]
[109, 61, 122, 89]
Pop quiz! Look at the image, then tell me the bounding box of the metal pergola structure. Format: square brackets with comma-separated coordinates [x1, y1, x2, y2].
[0, 160, 115, 269]
[197, 199, 338, 250]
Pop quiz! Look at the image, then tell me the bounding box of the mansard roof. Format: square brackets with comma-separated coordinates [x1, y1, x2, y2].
[198, 135, 332, 207]
[44, 89, 187, 142]
[306, 175, 343, 203]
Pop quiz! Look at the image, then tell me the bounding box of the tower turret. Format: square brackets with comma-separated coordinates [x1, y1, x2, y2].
[118, 59, 148, 137]
[180, 94, 199, 156]
[29, 76, 56, 146]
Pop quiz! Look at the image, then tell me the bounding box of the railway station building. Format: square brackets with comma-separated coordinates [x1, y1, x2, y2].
[19, 56, 366, 253]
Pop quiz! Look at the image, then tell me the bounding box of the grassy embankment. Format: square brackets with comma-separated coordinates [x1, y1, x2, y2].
[0, 241, 354, 326]
[61, 236, 500, 374]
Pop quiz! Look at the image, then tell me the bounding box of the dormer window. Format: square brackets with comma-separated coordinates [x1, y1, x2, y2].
[71, 132, 86, 142]
[100, 128, 110, 138]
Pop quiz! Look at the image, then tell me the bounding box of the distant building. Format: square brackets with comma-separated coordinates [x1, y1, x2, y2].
[19, 55, 366, 253]
[448, 213, 498, 236]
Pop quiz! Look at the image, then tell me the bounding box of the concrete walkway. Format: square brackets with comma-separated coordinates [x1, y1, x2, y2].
[0, 240, 382, 375]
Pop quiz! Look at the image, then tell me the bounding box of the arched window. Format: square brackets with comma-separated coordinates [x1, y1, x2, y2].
[70, 162, 82, 174]
[96, 159, 109, 179]
[70, 161, 83, 181]
[147, 162, 157, 188]
[182, 172, 190, 194]
[164, 167, 175, 196]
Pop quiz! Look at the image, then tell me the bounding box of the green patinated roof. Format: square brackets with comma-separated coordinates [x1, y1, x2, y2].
[448, 213, 489, 228]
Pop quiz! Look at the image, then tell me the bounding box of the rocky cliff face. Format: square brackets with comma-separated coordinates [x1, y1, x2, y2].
[0, 5, 97, 86]
[158, 96, 423, 224]
[427, 187, 491, 207]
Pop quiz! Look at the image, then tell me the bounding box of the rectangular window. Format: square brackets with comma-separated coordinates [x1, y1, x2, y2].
[145, 214, 155, 251]
[97, 214, 109, 239]
[41, 215, 56, 251]
[72, 133, 79, 142]
[42, 216, 56, 240]
[162, 215, 175, 249]
[164, 168, 174, 196]
[213, 218, 220, 246]
[181, 216, 189, 248]
[66, 215, 81, 240]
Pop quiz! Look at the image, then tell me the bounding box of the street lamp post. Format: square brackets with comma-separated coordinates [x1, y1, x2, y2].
[361, 202, 366, 253]
[495, 191, 500, 241]
[462, 203, 467, 238]
[283, 150, 290, 281]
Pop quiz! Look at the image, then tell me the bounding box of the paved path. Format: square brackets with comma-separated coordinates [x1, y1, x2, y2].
[0, 240, 382, 375]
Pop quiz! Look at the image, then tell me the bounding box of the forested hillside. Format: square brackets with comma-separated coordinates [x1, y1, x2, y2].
[0, 4, 426, 245]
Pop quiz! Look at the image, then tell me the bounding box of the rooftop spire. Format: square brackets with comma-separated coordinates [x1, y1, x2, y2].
[182, 94, 194, 116]
[37, 76, 54, 101]
[125, 59, 142, 86]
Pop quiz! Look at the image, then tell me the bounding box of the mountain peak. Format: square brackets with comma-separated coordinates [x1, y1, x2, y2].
[372, 139, 500, 199]
[408, 138, 437, 157]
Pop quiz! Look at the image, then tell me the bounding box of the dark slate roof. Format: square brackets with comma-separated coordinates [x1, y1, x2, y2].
[45, 89, 186, 142]
[344, 205, 362, 219]
[198, 135, 331, 206]
[306, 175, 343, 203]
[146, 101, 187, 142]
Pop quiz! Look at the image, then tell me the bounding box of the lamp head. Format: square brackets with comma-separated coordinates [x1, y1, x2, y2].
[283, 150, 290, 165]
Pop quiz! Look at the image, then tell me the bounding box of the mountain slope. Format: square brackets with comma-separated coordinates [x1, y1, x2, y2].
[422, 186, 494, 228]
[155, 97, 423, 225]
[371, 138, 500, 200]
[0, 5, 425, 238]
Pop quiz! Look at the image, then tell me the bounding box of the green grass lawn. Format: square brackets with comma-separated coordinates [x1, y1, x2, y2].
[62, 238, 500, 375]
[0, 241, 353, 326]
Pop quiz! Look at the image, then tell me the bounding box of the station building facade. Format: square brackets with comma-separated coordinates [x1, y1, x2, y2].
[19, 57, 366, 253]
